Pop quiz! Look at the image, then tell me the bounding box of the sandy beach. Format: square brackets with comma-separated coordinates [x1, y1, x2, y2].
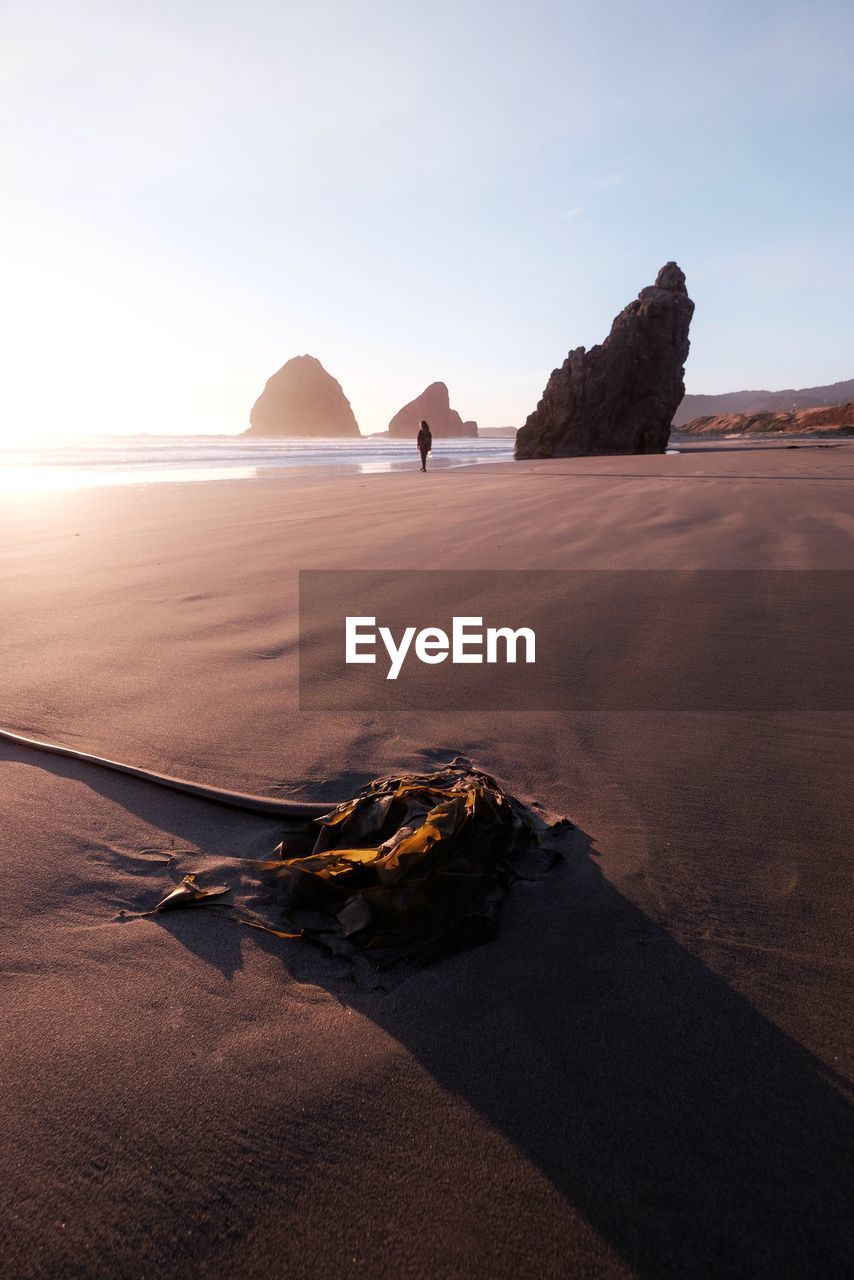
[1, 441, 853, 1278]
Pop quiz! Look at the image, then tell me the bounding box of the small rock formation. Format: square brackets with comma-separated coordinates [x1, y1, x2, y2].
[245, 355, 360, 436]
[515, 262, 694, 459]
[388, 382, 478, 438]
[678, 403, 854, 438]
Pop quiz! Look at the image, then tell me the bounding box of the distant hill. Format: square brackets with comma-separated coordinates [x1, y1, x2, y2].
[673, 377, 854, 427]
[679, 403, 854, 438]
[479, 426, 517, 437]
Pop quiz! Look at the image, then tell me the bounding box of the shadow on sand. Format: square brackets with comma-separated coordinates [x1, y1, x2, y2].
[345, 834, 854, 1277]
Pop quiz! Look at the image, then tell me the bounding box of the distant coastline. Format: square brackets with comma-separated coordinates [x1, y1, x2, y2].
[673, 376, 854, 427]
[676, 402, 854, 439]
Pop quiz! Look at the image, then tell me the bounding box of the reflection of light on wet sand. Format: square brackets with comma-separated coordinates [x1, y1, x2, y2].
[0, 465, 261, 494]
[307, 458, 468, 476]
[0, 456, 480, 494]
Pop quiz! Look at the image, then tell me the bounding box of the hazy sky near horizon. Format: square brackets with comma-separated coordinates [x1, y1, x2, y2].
[2, 0, 853, 438]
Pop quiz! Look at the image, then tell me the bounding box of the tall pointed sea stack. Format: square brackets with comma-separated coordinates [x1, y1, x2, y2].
[245, 355, 360, 437]
[515, 262, 694, 458]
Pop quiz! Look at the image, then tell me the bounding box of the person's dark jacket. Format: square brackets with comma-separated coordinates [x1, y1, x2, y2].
[417, 425, 432, 454]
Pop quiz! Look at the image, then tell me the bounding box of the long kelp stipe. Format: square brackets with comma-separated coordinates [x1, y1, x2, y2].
[0, 725, 330, 817]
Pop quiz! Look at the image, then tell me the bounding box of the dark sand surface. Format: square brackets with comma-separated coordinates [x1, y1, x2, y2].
[1, 442, 853, 1278]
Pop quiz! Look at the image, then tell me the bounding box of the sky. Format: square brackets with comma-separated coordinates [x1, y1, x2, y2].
[1, 0, 852, 439]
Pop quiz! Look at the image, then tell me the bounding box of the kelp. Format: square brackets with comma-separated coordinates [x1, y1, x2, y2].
[255, 760, 562, 967]
[137, 760, 566, 970]
[144, 873, 231, 914]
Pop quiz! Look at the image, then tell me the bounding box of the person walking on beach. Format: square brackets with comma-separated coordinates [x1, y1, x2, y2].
[417, 419, 432, 472]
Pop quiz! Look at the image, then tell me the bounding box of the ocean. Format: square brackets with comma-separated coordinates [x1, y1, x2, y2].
[0, 435, 515, 492]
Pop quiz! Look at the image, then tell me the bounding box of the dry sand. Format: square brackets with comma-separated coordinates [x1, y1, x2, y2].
[1, 441, 852, 1278]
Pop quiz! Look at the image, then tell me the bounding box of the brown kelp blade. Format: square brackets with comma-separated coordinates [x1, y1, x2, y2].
[145, 873, 231, 914]
[260, 760, 564, 966]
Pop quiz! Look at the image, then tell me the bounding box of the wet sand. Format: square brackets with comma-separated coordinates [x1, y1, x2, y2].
[1, 441, 853, 1278]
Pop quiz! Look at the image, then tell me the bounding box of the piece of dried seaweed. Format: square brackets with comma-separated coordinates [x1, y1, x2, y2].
[144, 873, 231, 914]
[257, 760, 564, 968]
[135, 760, 568, 971]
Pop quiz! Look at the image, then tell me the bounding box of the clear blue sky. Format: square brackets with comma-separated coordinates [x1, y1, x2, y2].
[2, 0, 852, 437]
